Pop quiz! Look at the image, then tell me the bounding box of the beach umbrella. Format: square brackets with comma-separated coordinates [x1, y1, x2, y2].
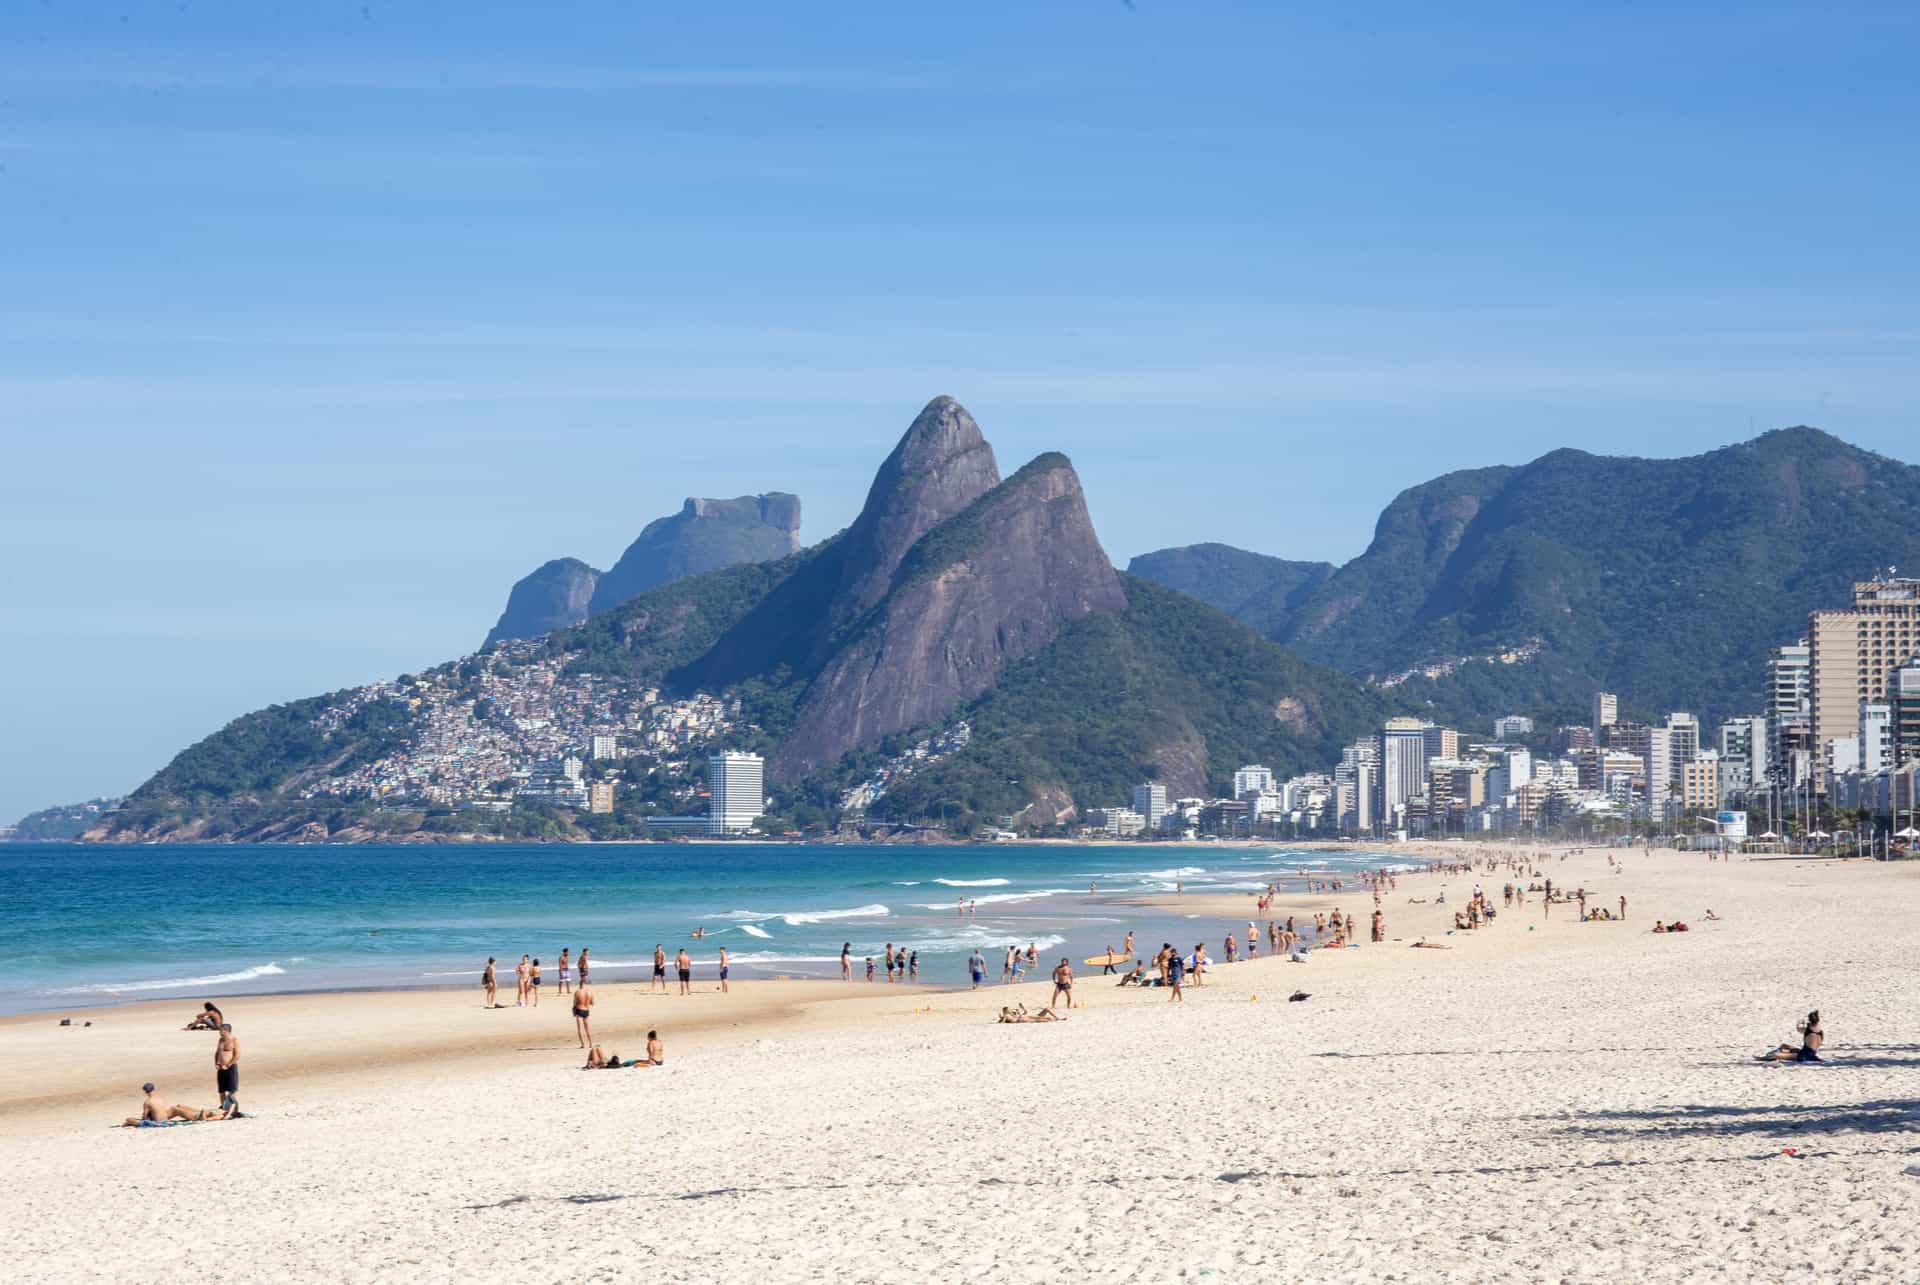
[1895, 826, 1920, 840]
[1757, 830, 1780, 840]
[1807, 829, 1831, 840]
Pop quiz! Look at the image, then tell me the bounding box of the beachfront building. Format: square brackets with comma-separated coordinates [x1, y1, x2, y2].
[517, 756, 589, 807]
[1643, 728, 1673, 821]
[1768, 640, 1812, 785]
[708, 750, 766, 834]
[1679, 752, 1721, 812]
[1807, 578, 1920, 778]
[1892, 657, 1920, 768]
[1376, 718, 1428, 830]
[1860, 702, 1891, 776]
[1493, 714, 1533, 739]
[1231, 765, 1273, 799]
[1665, 713, 1700, 778]
[1718, 716, 1768, 790]
[1089, 806, 1146, 837]
[1131, 781, 1168, 830]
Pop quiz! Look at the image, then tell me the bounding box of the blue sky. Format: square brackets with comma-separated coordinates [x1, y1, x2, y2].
[3, 2, 1917, 821]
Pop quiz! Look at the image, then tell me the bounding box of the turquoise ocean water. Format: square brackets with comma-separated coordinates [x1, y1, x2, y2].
[0, 842, 1405, 1014]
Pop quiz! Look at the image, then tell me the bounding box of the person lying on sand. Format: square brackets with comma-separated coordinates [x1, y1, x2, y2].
[1410, 939, 1451, 949]
[184, 1002, 223, 1031]
[1704, 909, 1721, 920]
[1757, 1010, 1823, 1062]
[121, 1082, 225, 1125]
[996, 1005, 1064, 1024]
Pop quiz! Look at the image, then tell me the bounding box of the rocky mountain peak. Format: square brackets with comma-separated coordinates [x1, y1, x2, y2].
[483, 558, 603, 648]
[587, 492, 803, 617]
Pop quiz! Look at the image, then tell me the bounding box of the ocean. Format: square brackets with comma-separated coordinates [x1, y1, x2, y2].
[0, 841, 1407, 1014]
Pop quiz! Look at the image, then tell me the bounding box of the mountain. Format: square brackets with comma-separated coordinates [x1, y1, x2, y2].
[96, 395, 1383, 841]
[483, 558, 602, 648]
[1141, 428, 1920, 726]
[4, 797, 123, 841]
[1126, 544, 1334, 638]
[480, 494, 802, 647]
[587, 493, 801, 617]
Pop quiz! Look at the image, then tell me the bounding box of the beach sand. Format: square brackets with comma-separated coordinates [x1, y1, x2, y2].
[4, 845, 1917, 1282]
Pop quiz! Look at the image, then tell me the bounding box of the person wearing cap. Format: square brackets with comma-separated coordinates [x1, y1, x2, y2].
[121, 1083, 222, 1126]
[214, 1023, 240, 1116]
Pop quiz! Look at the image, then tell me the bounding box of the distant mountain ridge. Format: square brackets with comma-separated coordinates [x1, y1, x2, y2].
[100, 396, 1380, 840]
[482, 493, 802, 647]
[1125, 544, 1334, 638]
[1131, 427, 1920, 724]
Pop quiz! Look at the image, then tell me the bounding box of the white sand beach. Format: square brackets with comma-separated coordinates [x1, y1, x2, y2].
[4, 846, 1917, 1282]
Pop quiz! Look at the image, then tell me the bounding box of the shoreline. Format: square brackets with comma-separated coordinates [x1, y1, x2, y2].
[5, 845, 1919, 1278]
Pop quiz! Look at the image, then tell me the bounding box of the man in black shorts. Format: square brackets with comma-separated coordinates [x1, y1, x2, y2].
[675, 948, 692, 996]
[652, 944, 668, 994]
[214, 1023, 240, 1115]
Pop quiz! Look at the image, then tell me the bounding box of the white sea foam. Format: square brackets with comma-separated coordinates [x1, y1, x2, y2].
[1145, 866, 1209, 879]
[912, 888, 1071, 910]
[892, 881, 922, 886]
[44, 962, 288, 995]
[932, 877, 1011, 887]
[738, 924, 772, 939]
[778, 903, 890, 926]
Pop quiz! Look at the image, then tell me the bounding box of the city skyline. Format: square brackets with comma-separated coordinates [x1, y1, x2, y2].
[6, 3, 1920, 821]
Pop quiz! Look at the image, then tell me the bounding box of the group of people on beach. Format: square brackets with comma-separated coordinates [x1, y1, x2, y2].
[122, 1002, 241, 1127]
[846, 942, 919, 982]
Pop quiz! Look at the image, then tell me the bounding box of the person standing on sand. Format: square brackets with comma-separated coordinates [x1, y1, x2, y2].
[909, 950, 919, 980]
[1123, 930, 1134, 959]
[1167, 950, 1185, 1002]
[557, 948, 571, 996]
[884, 943, 896, 981]
[572, 979, 595, 1048]
[718, 946, 730, 994]
[841, 943, 853, 980]
[969, 948, 986, 989]
[483, 957, 498, 1007]
[516, 954, 531, 1006]
[1050, 958, 1074, 1010]
[1619, 895, 1627, 921]
[530, 958, 541, 1006]
[675, 948, 692, 995]
[652, 944, 669, 994]
[578, 948, 591, 988]
[214, 1023, 240, 1115]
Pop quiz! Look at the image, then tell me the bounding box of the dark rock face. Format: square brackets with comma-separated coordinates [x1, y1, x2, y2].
[682, 396, 1003, 690]
[588, 493, 802, 616]
[776, 453, 1125, 780]
[483, 558, 602, 647]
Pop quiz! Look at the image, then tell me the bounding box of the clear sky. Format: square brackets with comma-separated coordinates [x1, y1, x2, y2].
[3, 2, 1917, 822]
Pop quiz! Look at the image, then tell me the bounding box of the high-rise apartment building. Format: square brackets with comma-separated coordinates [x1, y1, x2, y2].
[589, 734, 618, 761]
[1895, 658, 1920, 768]
[1860, 702, 1892, 776]
[1592, 692, 1618, 734]
[1493, 715, 1533, 740]
[1768, 640, 1811, 783]
[1132, 781, 1168, 830]
[588, 781, 615, 814]
[707, 751, 765, 835]
[1232, 765, 1274, 799]
[1376, 718, 1428, 827]
[1679, 752, 1721, 811]
[1718, 716, 1768, 790]
[1808, 579, 1920, 777]
[1643, 727, 1673, 821]
[1665, 713, 1699, 777]
[1422, 726, 1459, 764]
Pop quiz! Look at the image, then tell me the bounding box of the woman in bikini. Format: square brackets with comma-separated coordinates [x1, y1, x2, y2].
[1758, 1010, 1823, 1062]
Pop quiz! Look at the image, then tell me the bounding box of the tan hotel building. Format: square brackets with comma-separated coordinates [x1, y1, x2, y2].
[1808, 578, 1920, 777]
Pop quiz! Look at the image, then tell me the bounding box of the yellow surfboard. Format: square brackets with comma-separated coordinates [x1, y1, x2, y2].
[1083, 953, 1132, 967]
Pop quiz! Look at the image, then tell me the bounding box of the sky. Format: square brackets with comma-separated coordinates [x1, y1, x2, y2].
[2, 2, 1918, 821]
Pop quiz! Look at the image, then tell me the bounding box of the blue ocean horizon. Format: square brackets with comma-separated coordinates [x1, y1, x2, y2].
[0, 841, 1411, 1014]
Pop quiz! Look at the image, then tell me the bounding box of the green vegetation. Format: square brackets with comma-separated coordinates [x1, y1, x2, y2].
[862, 576, 1387, 832]
[1126, 543, 1334, 638]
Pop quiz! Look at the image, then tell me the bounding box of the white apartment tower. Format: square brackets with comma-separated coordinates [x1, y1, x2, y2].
[1132, 781, 1169, 830]
[708, 751, 766, 835]
[1232, 765, 1274, 799]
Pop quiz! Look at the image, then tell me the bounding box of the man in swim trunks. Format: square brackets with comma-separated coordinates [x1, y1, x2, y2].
[573, 980, 595, 1048]
[968, 948, 986, 989]
[1166, 950, 1185, 1002]
[675, 947, 692, 996]
[718, 946, 730, 994]
[640, 1030, 664, 1067]
[557, 948, 571, 995]
[1050, 958, 1074, 1010]
[214, 1024, 240, 1115]
[483, 956, 497, 1007]
[578, 948, 590, 987]
[529, 958, 541, 1006]
[652, 944, 668, 994]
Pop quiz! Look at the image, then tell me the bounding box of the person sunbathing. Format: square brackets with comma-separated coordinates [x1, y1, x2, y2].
[997, 1004, 1064, 1024]
[1704, 909, 1721, 920]
[121, 1082, 224, 1125]
[1409, 938, 1451, 949]
[184, 1002, 223, 1031]
[584, 1045, 627, 1069]
[1116, 962, 1145, 986]
[1758, 1011, 1823, 1062]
